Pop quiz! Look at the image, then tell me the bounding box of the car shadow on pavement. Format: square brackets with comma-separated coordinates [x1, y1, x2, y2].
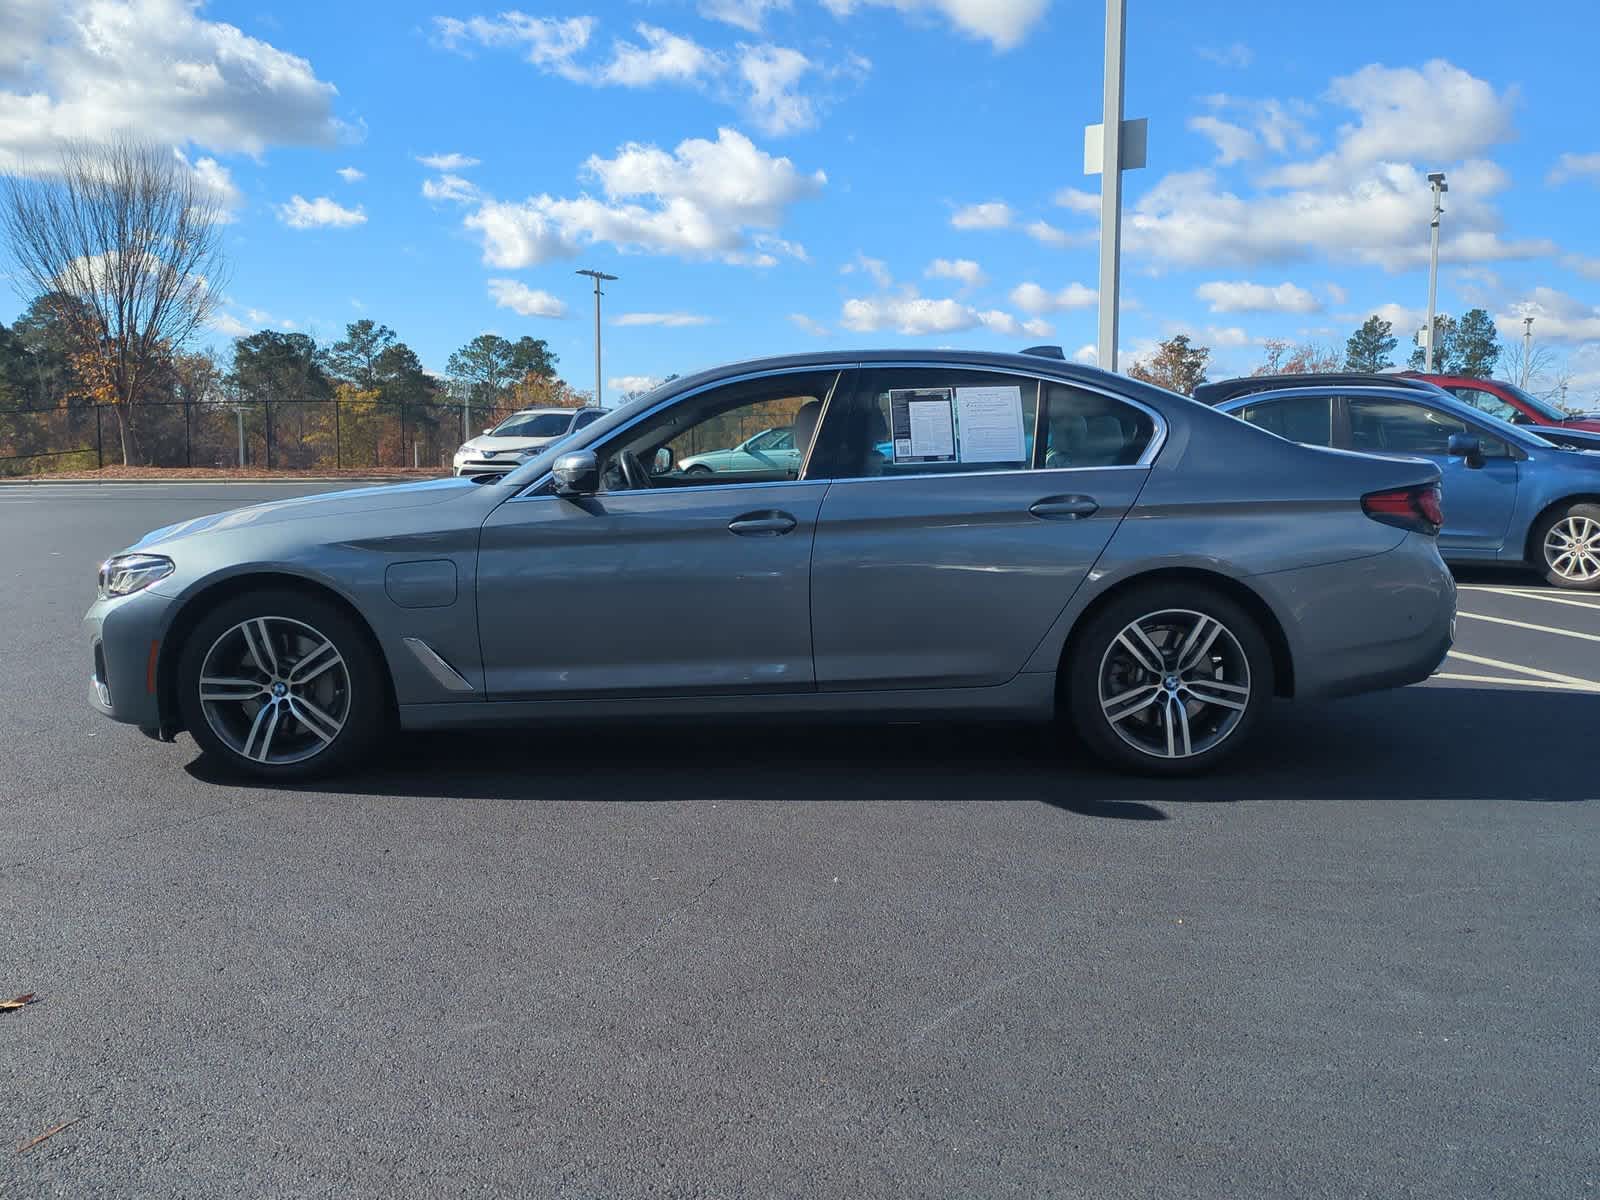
[186, 686, 1597, 816]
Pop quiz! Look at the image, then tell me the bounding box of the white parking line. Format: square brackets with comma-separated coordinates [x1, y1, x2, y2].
[1434, 672, 1600, 693]
[1458, 584, 1600, 611]
[1455, 610, 1600, 643]
[1447, 649, 1600, 691]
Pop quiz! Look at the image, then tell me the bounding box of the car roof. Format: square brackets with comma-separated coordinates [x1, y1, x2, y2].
[1192, 372, 1446, 407]
[1216, 384, 1545, 448]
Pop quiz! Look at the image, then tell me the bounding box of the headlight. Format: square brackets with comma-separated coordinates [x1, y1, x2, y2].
[97, 553, 174, 599]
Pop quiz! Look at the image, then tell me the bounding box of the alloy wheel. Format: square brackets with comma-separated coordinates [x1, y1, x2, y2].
[197, 616, 352, 765]
[1097, 608, 1252, 760]
[1544, 515, 1600, 583]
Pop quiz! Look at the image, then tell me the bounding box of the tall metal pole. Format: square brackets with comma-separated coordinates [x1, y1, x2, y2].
[1097, 0, 1127, 372]
[577, 269, 618, 407]
[1521, 317, 1534, 386]
[1425, 172, 1447, 372]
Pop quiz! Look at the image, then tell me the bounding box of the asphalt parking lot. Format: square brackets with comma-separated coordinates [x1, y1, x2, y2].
[3, 481, 1596, 1199]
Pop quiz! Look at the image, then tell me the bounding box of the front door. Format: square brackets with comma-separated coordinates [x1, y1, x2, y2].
[475, 368, 845, 698]
[809, 368, 1158, 690]
[1346, 396, 1519, 554]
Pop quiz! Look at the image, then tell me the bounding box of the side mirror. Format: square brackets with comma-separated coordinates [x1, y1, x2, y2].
[552, 450, 599, 497]
[1447, 432, 1485, 468]
[482, 429, 492, 437]
[651, 447, 673, 475]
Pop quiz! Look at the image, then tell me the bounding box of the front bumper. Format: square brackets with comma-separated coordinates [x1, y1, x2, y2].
[84, 586, 176, 735]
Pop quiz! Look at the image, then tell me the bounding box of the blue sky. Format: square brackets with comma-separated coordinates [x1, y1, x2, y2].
[5, 0, 1600, 400]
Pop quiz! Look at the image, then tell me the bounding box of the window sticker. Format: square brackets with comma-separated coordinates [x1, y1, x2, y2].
[955, 386, 1027, 463]
[889, 388, 956, 462]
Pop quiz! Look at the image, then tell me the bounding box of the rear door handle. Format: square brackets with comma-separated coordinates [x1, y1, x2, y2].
[1029, 495, 1099, 520]
[728, 510, 798, 537]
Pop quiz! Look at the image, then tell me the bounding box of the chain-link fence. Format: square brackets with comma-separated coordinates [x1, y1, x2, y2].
[0, 397, 541, 477]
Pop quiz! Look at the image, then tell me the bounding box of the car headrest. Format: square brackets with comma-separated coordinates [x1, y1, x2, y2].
[792, 400, 823, 457]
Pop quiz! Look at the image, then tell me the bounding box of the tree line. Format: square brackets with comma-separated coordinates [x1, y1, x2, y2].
[1128, 309, 1513, 397]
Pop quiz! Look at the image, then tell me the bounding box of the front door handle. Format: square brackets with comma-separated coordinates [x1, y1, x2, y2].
[728, 510, 798, 537]
[1029, 495, 1099, 520]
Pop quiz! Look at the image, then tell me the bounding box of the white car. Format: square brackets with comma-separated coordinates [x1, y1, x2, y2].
[677, 426, 801, 478]
[452, 407, 606, 476]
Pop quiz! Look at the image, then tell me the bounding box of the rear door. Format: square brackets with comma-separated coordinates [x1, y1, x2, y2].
[1345, 395, 1519, 554]
[808, 367, 1159, 690]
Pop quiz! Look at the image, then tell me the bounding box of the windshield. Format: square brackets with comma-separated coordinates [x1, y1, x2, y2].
[491, 411, 573, 438]
[1497, 382, 1568, 423]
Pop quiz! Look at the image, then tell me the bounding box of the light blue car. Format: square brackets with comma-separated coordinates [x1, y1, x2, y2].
[677, 427, 800, 477]
[1218, 384, 1600, 589]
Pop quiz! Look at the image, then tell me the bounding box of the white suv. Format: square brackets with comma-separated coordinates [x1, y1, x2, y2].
[452, 407, 605, 476]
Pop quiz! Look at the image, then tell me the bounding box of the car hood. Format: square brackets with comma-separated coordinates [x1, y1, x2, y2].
[459, 434, 559, 455]
[131, 477, 482, 549]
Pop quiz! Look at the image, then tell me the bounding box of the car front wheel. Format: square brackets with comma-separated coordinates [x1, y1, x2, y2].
[1066, 583, 1273, 775]
[176, 589, 386, 779]
[1534, 503, 1600, 590]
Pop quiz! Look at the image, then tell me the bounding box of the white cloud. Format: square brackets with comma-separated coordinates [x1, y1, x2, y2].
[462, 128, 824, 268]
[1053, 187, 1100, 216]
[1198, 43, 1253, 68]
[843, 253, 892, 287]
[0, 0, 341, 173]
[172, 150, 241, 220]
[820, 0, 1050, 50]
[1072, 343, 1097, 365]
[1195, 280, 1322, 314]
[1188, 115, 1257, 165]
[700, 0, 793, 31]
[789, 313, 829, 336]
[1549, 152, 1600, 186]
[417, 152, 480, 171]
[487, 279, 569, 319]
[1371, 302, 1425, 334]
[336, 166, 365, 182]
[951, 201, 1013, 230]
[1498, 288, 1600, 343]
[434, 13, 595, 80]
[925, 258, 986, 287]
[841, 291, 1033, 338]
[614, 312, 714, 327]
[422, 174, 480, 204]
[1324, 283, 1348, 306]
[210, 311, 251, 337]
[1022, 319, 1053, 338]
[1563, 254, 1600, 281]
[610, 374, 665, 395]
[738, 44, 816, 135]
[1024, 220, 1077, 248]
[1203, 325, 1253, 348]
[1010, 281, 1096, 314]
[597, 23, 718, 87]
[277, 194, 366, 229]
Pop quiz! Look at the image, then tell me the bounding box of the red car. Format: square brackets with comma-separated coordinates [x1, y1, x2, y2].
[1405, 373, 1600, 432]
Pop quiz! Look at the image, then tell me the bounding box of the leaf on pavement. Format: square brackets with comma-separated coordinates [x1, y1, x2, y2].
[0, 993, 36, 1012]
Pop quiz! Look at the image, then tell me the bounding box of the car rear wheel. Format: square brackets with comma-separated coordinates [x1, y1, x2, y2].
[1534, 503, 1600, 590]
[177, 590, 386, 779]
[1066, 583, 1273, 775]
[685, 464, 714, 477]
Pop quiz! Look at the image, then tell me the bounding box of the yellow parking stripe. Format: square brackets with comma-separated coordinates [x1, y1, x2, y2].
[1455, 610, 1600, 643]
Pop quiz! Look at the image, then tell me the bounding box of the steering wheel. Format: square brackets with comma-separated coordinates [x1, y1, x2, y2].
[617, 449, 652, 490]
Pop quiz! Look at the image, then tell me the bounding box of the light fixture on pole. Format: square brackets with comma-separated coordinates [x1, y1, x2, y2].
[1085, 0, 1147, 372]
[1424, 171, 1447, 372]
[576, 269, 618, 408]
[1521, 316, 1535, 387]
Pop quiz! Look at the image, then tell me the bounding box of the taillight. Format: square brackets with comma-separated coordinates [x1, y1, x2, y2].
[1362, 484, 1443, 535]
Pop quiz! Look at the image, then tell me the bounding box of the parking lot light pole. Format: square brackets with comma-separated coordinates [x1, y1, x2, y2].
[1085, 0, 1146, 373]
[1425, 171, 1447, 372]
[1522, 317, 1535, 386]
[577, 269, 618, 408]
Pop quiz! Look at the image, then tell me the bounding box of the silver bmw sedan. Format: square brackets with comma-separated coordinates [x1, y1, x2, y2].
[84, 349, 1455, 778]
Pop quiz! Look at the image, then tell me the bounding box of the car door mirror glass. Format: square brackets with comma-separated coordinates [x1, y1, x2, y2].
[553, 450, 600, 496]
[1447, 433, 1485, 468]
[651, 447, 674, 475]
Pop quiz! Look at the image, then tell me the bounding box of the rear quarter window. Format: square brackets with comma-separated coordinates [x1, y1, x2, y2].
[1236, 396, 1334, 447]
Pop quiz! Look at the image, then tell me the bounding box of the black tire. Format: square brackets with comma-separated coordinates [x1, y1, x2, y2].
[1064, 582, 1274, 776]
[1531, 502, 1600, 591]
[685, 464, 715, 477]
[176, 589, 387, 780]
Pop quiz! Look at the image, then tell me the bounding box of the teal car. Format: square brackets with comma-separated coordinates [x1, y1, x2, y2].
[678, 427, 800, 477]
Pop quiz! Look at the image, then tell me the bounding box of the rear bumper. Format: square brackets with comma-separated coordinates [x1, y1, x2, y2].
[83, 587, 174, 734]
[1254, 534, 1456, 700]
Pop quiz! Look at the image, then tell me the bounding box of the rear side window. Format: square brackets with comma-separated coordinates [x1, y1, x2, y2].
[1041, 382, 1156, 468]
[1236, 395, 1335, 447]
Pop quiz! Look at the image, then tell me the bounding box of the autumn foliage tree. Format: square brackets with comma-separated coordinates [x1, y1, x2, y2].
[1, 140, 228, 464]
[1128, 334, 1210, 395]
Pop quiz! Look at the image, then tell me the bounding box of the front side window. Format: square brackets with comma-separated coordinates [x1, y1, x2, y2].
[596, 370, 839, 491]
[1448, 387, 1521, 424]
[1236, 395, 1335, 447]
[1349, 398, 1511, 458]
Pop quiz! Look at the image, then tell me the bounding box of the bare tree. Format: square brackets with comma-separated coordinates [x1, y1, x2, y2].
[1502, 338, 1558, 392]
[2, 140, 229, 464]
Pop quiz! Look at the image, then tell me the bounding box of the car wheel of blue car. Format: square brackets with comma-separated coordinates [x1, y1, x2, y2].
[1534, 503, 1600, 591]
[1066, 583, 1273, 775]
[177, 589, 387, 779]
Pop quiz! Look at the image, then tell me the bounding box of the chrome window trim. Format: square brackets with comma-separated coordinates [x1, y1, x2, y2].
[512, 363, 856, 500]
